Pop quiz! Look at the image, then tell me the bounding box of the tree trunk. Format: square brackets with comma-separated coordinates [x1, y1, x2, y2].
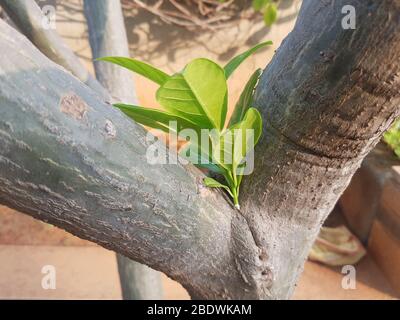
[83, 0, 163, 300]
[240, 0, 400, 298]
[0, 0, 399, 299]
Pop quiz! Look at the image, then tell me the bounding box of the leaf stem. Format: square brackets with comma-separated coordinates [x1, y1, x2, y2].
[232, 189, 240, 210]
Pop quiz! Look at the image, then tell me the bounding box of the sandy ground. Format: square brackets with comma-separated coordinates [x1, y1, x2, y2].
[0, 0, 398, 300]
[1, 204, 397, 299]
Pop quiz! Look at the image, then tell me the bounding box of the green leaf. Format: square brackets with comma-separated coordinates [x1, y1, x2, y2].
[97, 56, 169, 85]
[229, 69, 262, 127]
[179, 135, 227, 174]
[212, 108, 263, 208]
[203, 177, 233, 197]
[157, 58, 227, 130]
[212, 108, 263, 172]
[252, 0, 270, 11]
[114, 103, 201, 136]
[263, 4, 278, 27]
[179, 139, 211, 165]
[232, 108, 263, 166]
[197, 163, 225, 174]
[104, 54, 267, 209]
[224, 41, 272, 79]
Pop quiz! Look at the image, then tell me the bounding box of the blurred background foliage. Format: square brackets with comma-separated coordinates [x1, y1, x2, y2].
[121, 0, 280, 31]
[384, 119, 400, 158]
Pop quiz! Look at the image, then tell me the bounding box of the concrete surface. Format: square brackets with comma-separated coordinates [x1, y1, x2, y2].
[293, 257, 396, 300]
[0, 241, 396, 300]
[0, 208, 397, 300]
[0, 245, 121, 299]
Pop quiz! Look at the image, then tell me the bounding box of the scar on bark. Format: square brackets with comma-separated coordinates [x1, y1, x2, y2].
[60, 92, 88, 120]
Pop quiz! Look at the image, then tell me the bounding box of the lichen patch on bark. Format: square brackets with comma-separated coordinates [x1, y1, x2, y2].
[104, 119, 117, 138]
[60, 92, 88, 120]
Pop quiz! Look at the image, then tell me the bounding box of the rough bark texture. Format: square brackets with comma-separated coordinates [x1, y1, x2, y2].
[0, 0, 109, 100]
[0, 19, 261, 299]
[0, 0, 399, 300]
[240, 0, 400, 298]
[83, 0, 163, 300]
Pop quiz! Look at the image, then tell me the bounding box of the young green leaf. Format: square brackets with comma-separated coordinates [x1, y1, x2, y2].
[100, 47, 268, 209]
[157, 74, 212, 129]
[179, 139, 211, 164]
[229, 69, 262, 127]
[233, 107, 263, 194]
[224, 41, 272, 79]
[197, 163, 225, 174]
[203, 177, 234, 197]
[213, 108, 263, 173]
[114, 103, 202, 136]
[97, 56, 169, 85]
[219, 108, 263, 207]
[231, 107, 263, 167]
[263, 4, 278, 27]
[157, 58, 227, 130]
[178, 134, 228, 174]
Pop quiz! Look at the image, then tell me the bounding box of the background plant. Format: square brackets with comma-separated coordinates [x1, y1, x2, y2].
[99, 41, 272, 208]
[252, 0, 279, 26]
[383, 119, 400, 158]
[122, 0, 280, 30]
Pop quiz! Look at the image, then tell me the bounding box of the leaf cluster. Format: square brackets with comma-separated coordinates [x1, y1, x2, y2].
[98, 41, 272, 208]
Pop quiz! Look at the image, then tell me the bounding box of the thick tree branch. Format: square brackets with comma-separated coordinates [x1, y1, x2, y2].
[0, 19, 262, 299]
[3, 0, 163, 300]
[0, 0, 109, 100]
[83, 0, 163, 300]
[240, 0, 400, 298]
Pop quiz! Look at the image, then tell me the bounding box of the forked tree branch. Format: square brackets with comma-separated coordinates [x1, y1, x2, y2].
[0, 19, 257, 299]
[0, 0, 399, 300]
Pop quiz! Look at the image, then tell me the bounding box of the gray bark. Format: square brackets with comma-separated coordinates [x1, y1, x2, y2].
[240, 0, 400, 298]
[0, 0, 109, 100]
[0, 18, 257, 299]
[83, 0, 163, 300]
[0, 0, 399, 300]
